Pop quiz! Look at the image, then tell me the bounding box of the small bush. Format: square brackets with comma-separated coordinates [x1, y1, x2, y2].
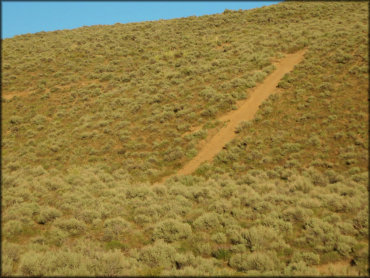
[36, 207, 62, 224]
[152, 219, 192, 243]
[242, 225, 285, 251]
[31, 114, 47, 125]
[3, 220, 23, 237]
[284, 261, 319, 276]
[289, 175, 313, 193]
[229, 252, 276, 272]
[163, 146, 184, 162]
[9, 115, 23, 125]
[2, 241, 21, 263]
[291, 251, 320, 265]
[105, 240, 127, 251]
[104, 217, 131, 237]
[19, 251, 49, 276]
[139, 240, 177, 269]
[193, 212, 221, 231]
[211, 232, 227, 244]
[54, 218, 86, 236]
[77, 209, 101, 224]
[45, 227, 68, 247]
[173, 252, 195, 269]
[212, 248, 231, 260]
[235, 121, 251, 134]
[353, 209, 368, 236]
[194, 241, 212, 256]
[94, 250, 129, 276]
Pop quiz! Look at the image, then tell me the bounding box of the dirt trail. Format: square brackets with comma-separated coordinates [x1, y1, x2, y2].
[2, 80, 101, 100]
[2, 91, 33, 100]
[172, 48, 307, 178]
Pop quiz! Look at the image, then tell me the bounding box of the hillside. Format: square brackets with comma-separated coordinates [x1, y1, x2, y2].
[1, 1, 368, 276]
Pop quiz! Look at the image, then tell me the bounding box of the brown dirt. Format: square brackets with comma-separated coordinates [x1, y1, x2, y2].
[173, 48, 307, 178]
[2, 80, 101, 100]
[2, 90, 33, 100]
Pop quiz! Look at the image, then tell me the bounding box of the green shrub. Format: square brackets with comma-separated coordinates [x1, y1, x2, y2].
[353, 209, 368, 237]
[2, 241, 22, 267]
[199, 87, 218, 101]
[31, 165, 48, 177]
[235, 121, 251, 133]
[103, 217, 131, 237]
[36, 207, 62, 224]
[229, 252, 277, 272]
[163, 146, 184, 162]
[352, 246, 369, 276]
[200, 107, 217, 118]
[45, 227, 69, 247]
[334, 235, 356, 257]
[139, 240, 177, 269]
[19, 251, 49, 276]
[284, 261, 319, 276]
[291, 251, 320, 265]
[152, 219, 192, 243]
[54, 218, 86, 236]
[230, 244, 247, 254]
[105, 240, 127, 251]
[242, 225, 286, 252]
[281, 142, 302, 154]
[9, 115, 23, 125]
[77, 209, 101, 224]
[246, 252, 278, 272]
[193, 212, 221, 231]
[226, 226, 243, 245]
[93, 250, 129, 276]
[3, 220, 23, 237]
[173, 252, 195, 269]
[289, 175, 313, 193]
[283, 207, 312, 222]
[319, 251, 342, 264]
[211, 232, 227, 244]
[31, 114, 47, 125]
[212, 248, 231, 260]
[1, 2, 368, 276]
[304, 167, 328, 186]
[194, 241, 212, 256]
[19, 249, 91, 276]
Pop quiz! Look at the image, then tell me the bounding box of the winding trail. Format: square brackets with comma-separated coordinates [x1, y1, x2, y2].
[169, 48, 307, 179]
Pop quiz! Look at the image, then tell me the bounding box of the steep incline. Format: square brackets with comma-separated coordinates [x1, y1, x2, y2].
[176, 49, 307, 176]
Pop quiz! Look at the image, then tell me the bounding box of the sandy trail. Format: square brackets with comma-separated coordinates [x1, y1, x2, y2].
[172, 48, 307, 178]
[2, 91, 33, 100]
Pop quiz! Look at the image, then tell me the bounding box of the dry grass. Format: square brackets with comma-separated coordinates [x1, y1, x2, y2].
[1, 1, 368, 276]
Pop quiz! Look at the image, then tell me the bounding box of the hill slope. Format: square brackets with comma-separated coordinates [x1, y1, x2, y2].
[174, 49, 307, 177]
[2, 2, 368, 276]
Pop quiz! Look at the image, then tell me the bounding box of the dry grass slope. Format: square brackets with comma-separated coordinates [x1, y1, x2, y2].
[1, 1, 368, 276]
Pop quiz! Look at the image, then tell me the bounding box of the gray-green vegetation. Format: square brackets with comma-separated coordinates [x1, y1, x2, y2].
[2, 1, 368, 276]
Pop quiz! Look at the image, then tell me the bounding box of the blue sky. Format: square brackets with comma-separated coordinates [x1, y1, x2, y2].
[2, 1, 279, 39]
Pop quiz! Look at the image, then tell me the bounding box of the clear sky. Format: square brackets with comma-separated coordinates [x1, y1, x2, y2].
[2, 1, 279, 39]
